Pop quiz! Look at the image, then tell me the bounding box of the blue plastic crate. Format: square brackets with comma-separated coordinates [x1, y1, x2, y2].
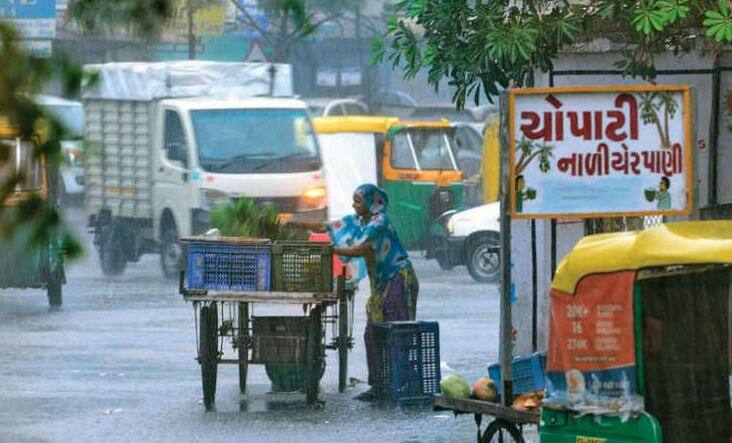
[373, 321, 441, 405]
[185, 240, 272, 291]
[487, 351, 546, 395]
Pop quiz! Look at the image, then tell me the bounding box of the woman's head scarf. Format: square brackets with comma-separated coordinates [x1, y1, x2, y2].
[354, 183, 389, 214]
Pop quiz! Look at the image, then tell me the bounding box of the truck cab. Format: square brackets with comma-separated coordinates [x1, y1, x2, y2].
[83, 62, 325, 278]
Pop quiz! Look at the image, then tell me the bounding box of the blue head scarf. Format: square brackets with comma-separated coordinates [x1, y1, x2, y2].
[354, 183, 389, 215]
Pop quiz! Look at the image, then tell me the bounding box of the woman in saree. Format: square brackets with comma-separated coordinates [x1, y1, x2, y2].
[290, 184, 419, 400]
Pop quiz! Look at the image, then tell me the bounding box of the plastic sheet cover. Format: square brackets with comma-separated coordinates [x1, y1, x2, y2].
[319, 132, 378, 221]
[545, 271, 644, 417]
[83, 61, 292, 100]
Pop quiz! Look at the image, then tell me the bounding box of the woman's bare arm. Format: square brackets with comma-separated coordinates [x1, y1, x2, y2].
[286, 221, 327, 232]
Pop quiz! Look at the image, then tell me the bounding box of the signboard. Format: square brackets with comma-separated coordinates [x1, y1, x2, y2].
[545, 271, 642, 413]
[166, 0, 226, 37]
[0, 0, 56, 39]
[509, 85, 692, 219]
[230, 0, 269, 37]
[340, 67, 362, 87]
[316, 67, 337, 87]
[243, 40, 267, 62]
[21, 39, 51, 57]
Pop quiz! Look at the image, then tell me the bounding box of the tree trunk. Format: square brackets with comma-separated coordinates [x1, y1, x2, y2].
[651, 112, 665, 150]
[663, 106, 670, 149]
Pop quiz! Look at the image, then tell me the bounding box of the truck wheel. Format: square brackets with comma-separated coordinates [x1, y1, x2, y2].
[99, 225, 127, 276]
[467, 235, 500, 283]
[161, 224, 182, 279]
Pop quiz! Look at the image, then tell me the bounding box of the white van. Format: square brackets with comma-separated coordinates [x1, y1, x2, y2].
[83, 62, 326, 277]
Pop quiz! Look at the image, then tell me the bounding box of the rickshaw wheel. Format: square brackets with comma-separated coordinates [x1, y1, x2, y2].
[480, 419, 524, 443]
[47, 277, 62, 308]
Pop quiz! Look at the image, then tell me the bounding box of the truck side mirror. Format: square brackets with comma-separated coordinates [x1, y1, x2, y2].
[166, 142, 188, 167]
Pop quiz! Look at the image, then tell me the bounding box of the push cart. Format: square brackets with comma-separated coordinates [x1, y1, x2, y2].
[180, 271, 354, 409]
[434, 395, 539, 442]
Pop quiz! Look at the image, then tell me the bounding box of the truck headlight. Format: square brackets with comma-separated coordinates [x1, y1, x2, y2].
[66, 148, 82, 167]
[200, 188, 230, 210]
[299, 185, 327, 211]
[446, 215, 455, 234]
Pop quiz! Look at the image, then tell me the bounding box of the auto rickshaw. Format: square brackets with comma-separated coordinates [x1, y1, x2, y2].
[0, 120, 65, 307]
[541, 221, 732, 443]
[481, 114, 500, 204]
[313, 116, 464, 250]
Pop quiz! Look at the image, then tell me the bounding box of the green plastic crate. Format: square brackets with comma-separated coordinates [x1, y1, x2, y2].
[271, 242, 333, 293]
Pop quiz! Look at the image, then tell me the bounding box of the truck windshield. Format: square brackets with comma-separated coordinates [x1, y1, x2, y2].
[0, 139, 43, 192]
[192, 108, 321, 174]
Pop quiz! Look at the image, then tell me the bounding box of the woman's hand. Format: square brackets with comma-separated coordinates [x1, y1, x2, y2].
[334, 244, 376, 281]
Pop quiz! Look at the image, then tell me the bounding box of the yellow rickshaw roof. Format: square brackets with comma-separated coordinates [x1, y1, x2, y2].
[0, 117, 17, 138]
[553, 221, 732, 294]
[312, 116, 453, 135]
[312, 116, 399, 134]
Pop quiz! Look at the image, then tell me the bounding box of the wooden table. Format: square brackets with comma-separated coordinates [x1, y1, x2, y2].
[182, 274, 353, 409]
[433, 395, 540, 442]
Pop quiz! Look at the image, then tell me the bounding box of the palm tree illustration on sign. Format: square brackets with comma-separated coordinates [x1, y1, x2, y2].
[514, 138, 555, 213]
[638, 92, 678, 150]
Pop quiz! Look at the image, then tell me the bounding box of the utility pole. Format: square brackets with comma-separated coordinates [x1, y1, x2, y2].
[187, 0, 196, 60]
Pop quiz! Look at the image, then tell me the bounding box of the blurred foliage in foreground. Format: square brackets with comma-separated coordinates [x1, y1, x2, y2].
[0, 1, 173, 258]
[210, 198, 294, 240]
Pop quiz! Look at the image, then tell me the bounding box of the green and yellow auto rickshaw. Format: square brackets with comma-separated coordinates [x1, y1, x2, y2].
[0, 120, 65, 307]
[541, 221, 732, 443]
[313, 116, 464, 250]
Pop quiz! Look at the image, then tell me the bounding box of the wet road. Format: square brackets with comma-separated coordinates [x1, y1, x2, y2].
[0, 207, 534, 443]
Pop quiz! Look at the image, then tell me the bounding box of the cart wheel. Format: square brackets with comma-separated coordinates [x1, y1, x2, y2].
[200, 304, 218, 411]
[480, 419, 524, 443]
[237, 302, 249, 394]
[337, 278, 349, 393]
[306, 305, 323, 404]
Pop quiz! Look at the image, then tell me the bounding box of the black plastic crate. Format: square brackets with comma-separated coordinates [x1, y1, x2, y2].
[271, 242, 333, 292]
[374, 321, 441, 405]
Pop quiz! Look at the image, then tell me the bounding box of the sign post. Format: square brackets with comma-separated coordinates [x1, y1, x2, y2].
[509, 85, 693, 219]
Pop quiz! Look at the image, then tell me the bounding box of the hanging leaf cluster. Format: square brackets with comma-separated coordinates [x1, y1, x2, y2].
[376, 0, 731, 108]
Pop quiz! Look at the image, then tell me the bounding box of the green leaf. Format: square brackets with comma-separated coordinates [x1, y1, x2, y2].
[704, 1, 732, 42]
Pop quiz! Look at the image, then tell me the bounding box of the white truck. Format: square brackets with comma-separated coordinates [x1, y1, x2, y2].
[83, 61, 327, 277]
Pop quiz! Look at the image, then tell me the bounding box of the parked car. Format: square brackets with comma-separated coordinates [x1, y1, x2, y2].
[432, 202, 500, 283]
[369, 89, 418, 119]
[305, 98, 369, 117]
[452, 123, 484, 180]
[35, 95, 84, 202]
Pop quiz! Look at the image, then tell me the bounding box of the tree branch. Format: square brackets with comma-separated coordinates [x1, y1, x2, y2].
[516, 149, 543, 175]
